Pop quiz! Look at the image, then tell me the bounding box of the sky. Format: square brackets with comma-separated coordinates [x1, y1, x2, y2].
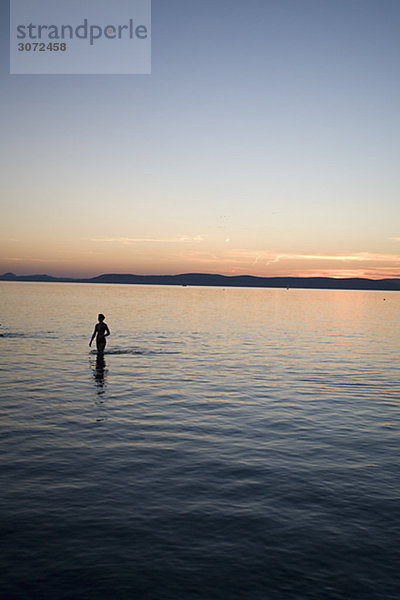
[1, 0, 400, 279]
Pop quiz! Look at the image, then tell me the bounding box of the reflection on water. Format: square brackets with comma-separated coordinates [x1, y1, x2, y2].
[91, 353, 107, 393]
[90, 353, 108, 423]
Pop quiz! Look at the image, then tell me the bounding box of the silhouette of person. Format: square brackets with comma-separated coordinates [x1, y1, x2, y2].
[89, 313, 110, 354]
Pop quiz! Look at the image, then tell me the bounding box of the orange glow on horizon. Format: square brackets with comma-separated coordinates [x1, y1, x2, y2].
[2, 239, 400, 281]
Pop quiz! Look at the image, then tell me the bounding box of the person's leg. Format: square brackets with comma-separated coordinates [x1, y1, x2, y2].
[96, 339, 106, 354]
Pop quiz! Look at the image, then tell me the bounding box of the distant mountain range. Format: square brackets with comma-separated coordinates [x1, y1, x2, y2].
[1, 271, 400, 291]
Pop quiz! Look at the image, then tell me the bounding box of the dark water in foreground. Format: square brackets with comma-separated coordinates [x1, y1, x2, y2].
[1, 282, 399, 599]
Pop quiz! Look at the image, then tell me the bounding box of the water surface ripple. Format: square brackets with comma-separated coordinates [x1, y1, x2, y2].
[1, 282, 399, 599]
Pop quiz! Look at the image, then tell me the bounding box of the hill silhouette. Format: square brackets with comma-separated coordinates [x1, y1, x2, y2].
[1, 271, 400, 291]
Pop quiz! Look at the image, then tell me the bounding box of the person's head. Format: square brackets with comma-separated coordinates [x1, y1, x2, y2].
[98, 313, 105, 322]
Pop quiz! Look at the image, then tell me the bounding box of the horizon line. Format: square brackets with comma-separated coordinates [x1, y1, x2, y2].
[2, 270, 400, 281]
[1, 271, 400, 294]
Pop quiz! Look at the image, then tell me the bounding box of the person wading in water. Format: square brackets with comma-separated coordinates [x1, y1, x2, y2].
[89, 314, 110, 354]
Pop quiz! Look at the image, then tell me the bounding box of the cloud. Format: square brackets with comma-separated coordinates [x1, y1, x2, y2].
[182, 248, 400, 275]
[268, 252, 400, 264]
[4, 257, 70, 263]
[89, 236, 205, 244]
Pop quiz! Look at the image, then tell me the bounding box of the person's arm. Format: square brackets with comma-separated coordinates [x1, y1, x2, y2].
[89, 326, 97, 347]
[105, 324, 110, 337]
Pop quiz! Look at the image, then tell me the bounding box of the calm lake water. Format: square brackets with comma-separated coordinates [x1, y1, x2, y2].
[1, 281, 399, 599]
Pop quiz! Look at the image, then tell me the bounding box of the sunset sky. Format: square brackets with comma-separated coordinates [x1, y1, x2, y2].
[1, 0, 400, 279]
